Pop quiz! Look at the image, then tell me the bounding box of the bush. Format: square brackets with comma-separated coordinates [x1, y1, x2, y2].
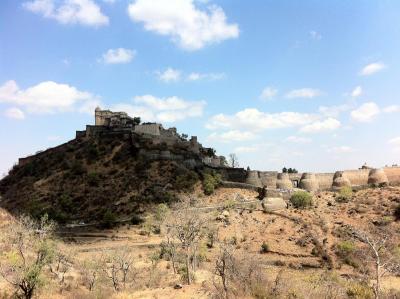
[87, 172, 100, 187]
[346, 283, 374, 299]
[289, 191, 313, 208]
[87, 144, 99, 162]
[131, 213, 144, 225]
[394, 205, 400, 221]
[260, 242, 270, 254]
[202, 171, 222, 195]
[175, 171, 199, 192]
[336, 186, 353, 202]
[101, 210, 117, 228]
[70, 160, 86, 176]
[59, 194, 74, 213]
[336, 241, 355, 257]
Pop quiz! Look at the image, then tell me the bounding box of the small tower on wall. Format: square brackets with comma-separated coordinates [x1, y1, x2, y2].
[95, 107, 102, 126]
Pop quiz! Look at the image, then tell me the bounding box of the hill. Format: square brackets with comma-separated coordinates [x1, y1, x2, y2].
[0, 128, 215, 224]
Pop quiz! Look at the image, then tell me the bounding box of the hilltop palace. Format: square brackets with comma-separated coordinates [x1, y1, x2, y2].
[75, 107, 224, 168]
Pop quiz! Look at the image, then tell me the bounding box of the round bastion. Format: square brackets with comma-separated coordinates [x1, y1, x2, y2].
[367, 168, 389, 186]
[299, 172, 319, 192]
[276, 173, 293, 189]
[332, 171, 351, 189]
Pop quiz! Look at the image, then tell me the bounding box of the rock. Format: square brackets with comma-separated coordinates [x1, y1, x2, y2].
[262, 197, 287, 212]
[222, 210, 230, 218]
[174, 284, 183, 289]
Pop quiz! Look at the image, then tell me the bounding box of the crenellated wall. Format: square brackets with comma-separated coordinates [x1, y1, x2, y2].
[315, 173, 335, 190]
[383, 166, 400, 184]
[218, 166, 400, 192]
[342, 169, 370, 186]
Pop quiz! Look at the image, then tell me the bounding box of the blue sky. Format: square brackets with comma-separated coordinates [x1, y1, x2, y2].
[1, 0, 400, 176]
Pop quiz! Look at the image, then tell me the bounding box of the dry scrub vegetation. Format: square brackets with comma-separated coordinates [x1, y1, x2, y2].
[1, 186, 400, 298]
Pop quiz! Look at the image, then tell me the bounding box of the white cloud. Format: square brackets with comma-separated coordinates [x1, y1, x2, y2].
[23, 0, 109, 27]
[0, 80, 99, 114]
[285, 136, 311, 143]
[351, 86, 362, 97]
[309, 30, 322, 40]
[359, 62, 386, 76]
[127, 0, 239, 50]
[187, 72, 225, 81]
[112, 95, 206, 123]
[260, 86, 278, 100]
[319, 103, 353, 118]
[101, 48, 135, 64]
[234, 146, 258, 153]
[206, 108, 318, 132]
[156, 68, 181, 82]
[207, 130, 257, 143]
[286, 88, 322, 99]
[328, 146, 355, 154]
[4, 107, 25, 120]
[351, 102, 380, 122]
[47, 135, 62, 141]
[383, 105, 400, 113]
[389, 137, 400, 149]
[300, 118, 341, 133]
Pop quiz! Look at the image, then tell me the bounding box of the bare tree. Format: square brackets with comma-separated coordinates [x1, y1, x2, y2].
[79, 258, 101, 292]
[214, 244, 237, 299]
[228, 153, 239, 168]
[0, 214, 56, 299]
[213, 244, 266, 298]
[161, 235, 178, 274]
[165, 201, 208, 284]
[351, 227, 399, 299]
[49, 249, 74, 288]
[102, 249, 135, 291]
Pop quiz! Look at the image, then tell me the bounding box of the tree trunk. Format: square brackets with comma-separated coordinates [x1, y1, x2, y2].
[375, 260, 380, 299]
[186, 247, 191, 285]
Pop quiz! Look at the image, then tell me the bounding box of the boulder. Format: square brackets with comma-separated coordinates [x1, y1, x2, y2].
[262, 197, 287, 211]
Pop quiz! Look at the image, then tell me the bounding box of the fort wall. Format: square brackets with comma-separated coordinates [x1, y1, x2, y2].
[315, 173, 335, 190]
[383, 167, 400, 184]
[342, 169, 370, 186]
[134, 124, 161, 136]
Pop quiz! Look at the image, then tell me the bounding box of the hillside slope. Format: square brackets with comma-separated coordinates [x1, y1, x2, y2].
[0, 132, 203, 223]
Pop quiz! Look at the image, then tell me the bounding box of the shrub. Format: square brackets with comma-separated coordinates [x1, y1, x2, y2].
[70, 160, 86, 176]
[202, 171, 222, 195]
[394, 205, 400, 221]
[289, 191, 313, 208]
[85, 142, 99, 161]
[336, 241, 355, 257]
[87, 172, 100, 187]
[130, 213, 144, 225]
[59, 193, 74, 213]
[175, 171, 199, 192]
[101, 210, 117, 228]
[346, 283, 374, 299]
[336, 186, 353, 202]
[260, 242, 270, 254]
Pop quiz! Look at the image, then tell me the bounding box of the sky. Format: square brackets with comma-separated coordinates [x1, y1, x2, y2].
[1, 0, 400, 176]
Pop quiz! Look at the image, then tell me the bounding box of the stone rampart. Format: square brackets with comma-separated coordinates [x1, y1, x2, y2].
[383, 167, 400, 184]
